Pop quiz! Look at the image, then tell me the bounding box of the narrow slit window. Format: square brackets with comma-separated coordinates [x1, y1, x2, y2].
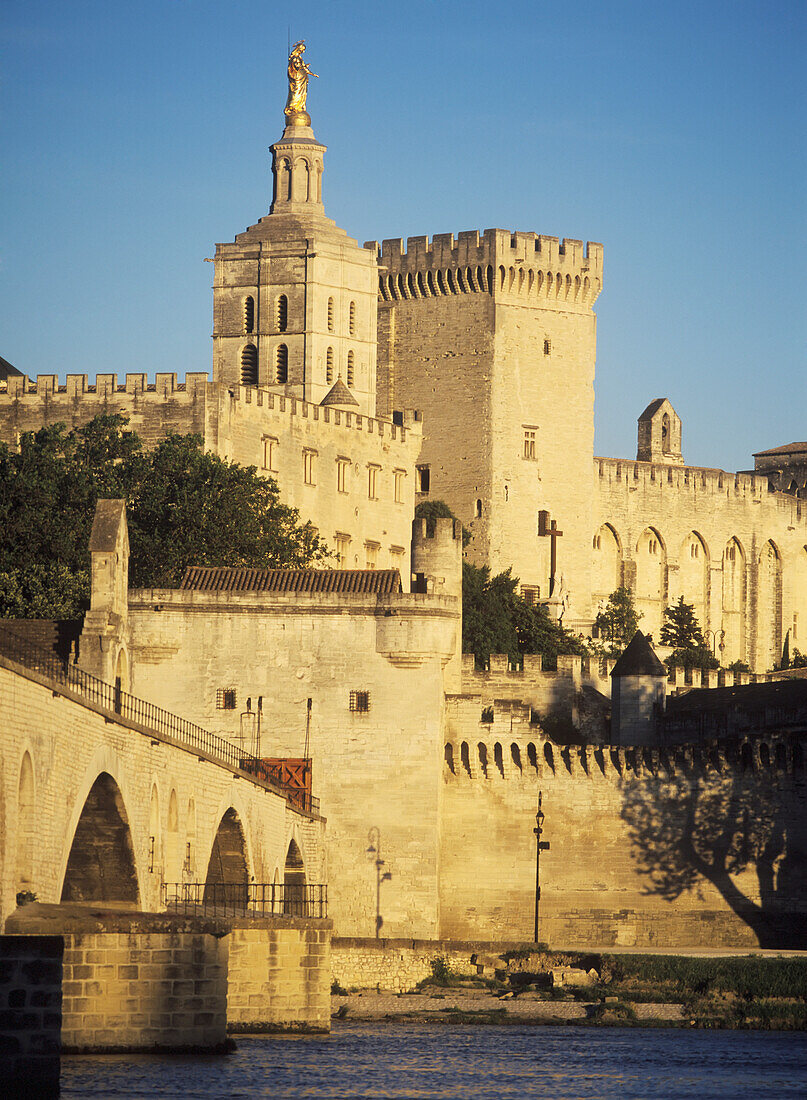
[326, 346, 334, 384]
[349, 301, 356, 336]
[241, 344, 258, 386]
[276, 344, 288, 384]
[327, 297, 335, 333]
[347, 350, 355, 387]
[243, 296, 255, 334]
[277, 295, 288, 332]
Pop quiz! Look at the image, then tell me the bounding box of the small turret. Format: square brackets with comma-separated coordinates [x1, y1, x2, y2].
[610, 631, 666, 746]
[410, 516, 463, 599]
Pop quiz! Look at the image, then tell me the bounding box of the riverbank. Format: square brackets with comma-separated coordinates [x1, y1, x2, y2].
[331, 949, 807, 1030]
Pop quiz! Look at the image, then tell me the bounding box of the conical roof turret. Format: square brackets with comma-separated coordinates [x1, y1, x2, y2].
[320, 376, 359, 409]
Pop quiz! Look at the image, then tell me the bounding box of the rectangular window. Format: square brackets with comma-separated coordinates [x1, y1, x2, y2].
[349, 690, 370, 713]
[523, 428, 537, 460]
[417, 465, 430, 493]
[336, 458, 350, 494]
[216, 688, 237, 710]
[367, 464, 380, 500]
[543, 338, 551, 355]
[393, 468, 405, 503]
[390, 546, 405, 572]
[262, 436, 278, 472]
[364, 541, 379, 569]
[303, 448, 317, 485]
[521, 585, 540, 606]
[335, 533, 351, 568]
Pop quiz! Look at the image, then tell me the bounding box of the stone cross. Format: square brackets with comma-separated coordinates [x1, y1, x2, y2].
[537, 510, 563, 597]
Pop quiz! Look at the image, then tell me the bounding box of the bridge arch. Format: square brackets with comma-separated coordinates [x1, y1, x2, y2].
[203, 807, 250, 907]
[284, 837, 307, 916]
[61, 772, 139, 905]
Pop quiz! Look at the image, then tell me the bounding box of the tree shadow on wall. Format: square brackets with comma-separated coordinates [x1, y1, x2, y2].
[620, 764, 807, 948]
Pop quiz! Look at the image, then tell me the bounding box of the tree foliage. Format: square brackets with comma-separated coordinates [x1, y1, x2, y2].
[0, 415, 327, 618]
[462, 562, 587, 667]
[593, 586, 642, 654]
[659, 596, 719, 671]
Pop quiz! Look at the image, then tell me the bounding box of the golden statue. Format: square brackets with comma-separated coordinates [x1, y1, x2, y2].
[285, 40, 317, 124]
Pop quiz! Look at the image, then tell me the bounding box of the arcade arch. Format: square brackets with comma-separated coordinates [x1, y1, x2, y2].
[203, 807, 249, 907]
[15, 752, 35, 896]
[756, 541, 782, 670]
[284, 838, 307, 916]
[679, 532, 709, 631]
[592, 524, 621, 600]
[722, 538, 746, 664]
[634, 527, 666, 638]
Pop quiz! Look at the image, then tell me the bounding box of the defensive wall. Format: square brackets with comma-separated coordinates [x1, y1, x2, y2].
[0, 373, 421, 575]
[593, 456, 807, 668]
[441, 695, 807, 948]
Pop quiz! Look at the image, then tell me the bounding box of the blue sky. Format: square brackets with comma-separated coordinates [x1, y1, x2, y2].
[2, 0, 804, 470]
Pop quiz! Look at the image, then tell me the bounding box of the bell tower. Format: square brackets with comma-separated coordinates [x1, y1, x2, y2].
[212, 44, 378, 414]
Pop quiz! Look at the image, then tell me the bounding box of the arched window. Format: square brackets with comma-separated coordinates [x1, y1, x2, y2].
[240, 344, 258, 386]
[326, 346, 334, 384]
[347, 350, 355, 387]
[275, 344, 288, 384]
[349, 301, 356, 335]
[243, 296, 255, 334]
[661, 412, 671, 454]
[327, 297, 335, 333]
[280, 158, 291, 202]
[277, 294, 288, 332]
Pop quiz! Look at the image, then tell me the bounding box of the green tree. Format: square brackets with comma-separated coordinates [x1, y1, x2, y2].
[462, 561, 587, 667]
[0, 415, 327, 619]
[659, 596, 719, 671]
[593, 586, 642, 652]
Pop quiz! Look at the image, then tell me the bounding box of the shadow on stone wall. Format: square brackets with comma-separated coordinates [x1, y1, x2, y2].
[621, 769, 807, 948]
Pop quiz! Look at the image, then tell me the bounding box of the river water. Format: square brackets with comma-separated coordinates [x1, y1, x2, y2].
[60, 1022, 807, 1099]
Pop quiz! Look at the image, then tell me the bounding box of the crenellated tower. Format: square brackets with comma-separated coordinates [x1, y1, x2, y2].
[368, 229, 603, 628]
[212, 55, 378, 414]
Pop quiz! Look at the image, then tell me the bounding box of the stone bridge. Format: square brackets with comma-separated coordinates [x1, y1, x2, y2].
[0, 635, 326, 927]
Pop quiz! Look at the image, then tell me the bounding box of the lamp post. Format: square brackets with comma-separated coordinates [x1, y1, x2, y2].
[533, 791, 550, 944]
[366, 827, 392, 938]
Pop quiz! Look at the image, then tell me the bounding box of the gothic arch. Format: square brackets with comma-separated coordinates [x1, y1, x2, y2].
[635, 527, 666, 639]
[61, 772, 139, 905]
[722, 537, 747, 664]
[679, 531, 710, 631]
[790, 546, 807, 656]
[756, 540, 783, 670]
[592, 523, 622, 599]
[185, 796, 197, 880]
[15, 751, 35, 897]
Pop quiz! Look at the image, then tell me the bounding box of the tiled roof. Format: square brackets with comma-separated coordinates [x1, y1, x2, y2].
[753, 442, 807, 457]
[320, 376, 359, 407]
[0, 355, 23, 380]
[178, 566, 403, 595]
[611, 631, 666, 678]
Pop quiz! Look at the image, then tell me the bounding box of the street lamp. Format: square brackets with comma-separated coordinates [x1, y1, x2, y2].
[366, 827, 392, 939]
[533, 791, 550, 944]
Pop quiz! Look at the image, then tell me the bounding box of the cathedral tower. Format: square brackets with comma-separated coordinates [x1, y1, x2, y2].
[212, 54, 378, 414]
[371, 230, 603, 628]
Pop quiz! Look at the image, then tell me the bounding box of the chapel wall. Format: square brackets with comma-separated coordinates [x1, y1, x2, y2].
[441, 696, 807, 947]
[593, 458, 807, 670]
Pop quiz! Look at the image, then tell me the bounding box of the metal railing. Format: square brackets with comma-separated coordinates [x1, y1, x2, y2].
[0, 623, 319, 815]
[162, 881, 328, 919]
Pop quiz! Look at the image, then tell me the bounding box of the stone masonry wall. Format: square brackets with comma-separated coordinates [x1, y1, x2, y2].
[227, 920, 332, 1032]
[60, 932, 228, 1052]
[0, 935, 62, 1096]
[442, 698, 807, 948]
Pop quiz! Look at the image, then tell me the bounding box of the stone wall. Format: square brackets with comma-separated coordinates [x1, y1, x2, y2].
[60, 931, 228, 1052]
[127, 587, 459, 939]
[227, 919, 331, 1032]
[441, 708, 807, 948]
[331, 937, 485, 993]
[0, 935, 62, 1096]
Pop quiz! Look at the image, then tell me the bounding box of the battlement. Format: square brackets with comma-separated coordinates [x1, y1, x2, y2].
[0, 372, 211, 398]
[365, 228, 602, 306]
[443, 704, 804, 785]
[411, 516, 463, 546]
[595, 455, 806, 520]
[0, 373, 419, 449]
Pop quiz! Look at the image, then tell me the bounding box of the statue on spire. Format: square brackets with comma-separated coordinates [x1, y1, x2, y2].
[285, 41, 318, 125]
